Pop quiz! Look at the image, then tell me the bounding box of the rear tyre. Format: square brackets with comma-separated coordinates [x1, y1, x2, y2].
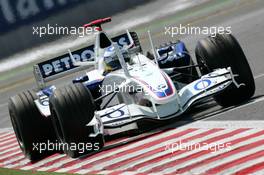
[195, 33, 255, 106]
[49, 83, 104, 158]
[8, 90, 55, 161]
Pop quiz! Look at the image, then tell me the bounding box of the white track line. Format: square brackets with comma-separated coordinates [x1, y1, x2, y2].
[21, 154, 66, 170]
[55, 130, 204, 173]
[0, 138, 17, 146]
[1, 155, 26, 166]
[220, 156, 264, 175]
[0, 142, 18, 152]
[254, 73, 264, 79]
[0, 134, 15, 142]
[55, 127, 199, 173]
[253, 168, 264, 175]
[120, 129, 254, 172]
[56, 121, 264, 173]
[119, 171, 138, 175]
[74, 129, 222, 174]
[162, 132, 264, 174]
[176, 135, 264, 174]
[115, 128, 240, 171]
[56, 129, 202, 173]
[187, 121, 264, 129]
[0, 128, 13, 132]
[0, 132, 12, 138]
[37, 157, 73, 171]
[184, 143, 264, 175]
[5, 159, 30, 168]
[0, 150, 21, 160]
[0, 146, 19, 155]
[1, 123, 263, 173]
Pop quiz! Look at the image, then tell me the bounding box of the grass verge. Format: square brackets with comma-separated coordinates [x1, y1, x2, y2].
[0, 168, 73, 175]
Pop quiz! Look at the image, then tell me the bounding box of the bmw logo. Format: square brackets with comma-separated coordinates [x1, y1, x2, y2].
[194, 79, 212, 90]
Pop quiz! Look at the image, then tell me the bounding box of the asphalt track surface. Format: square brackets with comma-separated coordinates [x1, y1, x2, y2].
[1, 0, 264, 127]
[0, 0, 264, 174]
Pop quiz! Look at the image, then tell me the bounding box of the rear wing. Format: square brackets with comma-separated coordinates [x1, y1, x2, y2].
[34, 32, 134, 89]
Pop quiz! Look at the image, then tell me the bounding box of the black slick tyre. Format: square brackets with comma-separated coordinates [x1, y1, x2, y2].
[8, 90, 55, 161]
[195, 33, 255, 106]
[49, 83, 104, 158]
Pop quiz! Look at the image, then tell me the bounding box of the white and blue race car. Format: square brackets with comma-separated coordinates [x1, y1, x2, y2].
[8, 17, 255, 160]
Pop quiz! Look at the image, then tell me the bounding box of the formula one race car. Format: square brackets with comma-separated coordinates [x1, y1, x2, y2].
[8, 17, 255, 160]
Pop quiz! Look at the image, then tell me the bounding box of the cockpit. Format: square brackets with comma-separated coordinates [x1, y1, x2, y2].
[103, 46, 131, 72]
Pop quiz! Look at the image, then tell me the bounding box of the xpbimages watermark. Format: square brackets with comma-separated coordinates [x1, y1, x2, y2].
[32, 140, 100, 154]
[165, 141, 232, 153]
[98, 82, 169, 96]
[32, 24, 98, 37]
[164, 24, 232, 37]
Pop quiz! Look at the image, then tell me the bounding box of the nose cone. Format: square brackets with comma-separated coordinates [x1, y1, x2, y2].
[131, 65, 177, 104]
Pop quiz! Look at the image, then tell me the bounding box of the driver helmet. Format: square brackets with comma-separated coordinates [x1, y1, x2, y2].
[103, 46, 130, 72]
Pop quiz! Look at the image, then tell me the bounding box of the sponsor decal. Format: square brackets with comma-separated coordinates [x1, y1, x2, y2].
[194, 79, 212, 90]
[37, 33, 131, 78]
[107, 109, 125, 118]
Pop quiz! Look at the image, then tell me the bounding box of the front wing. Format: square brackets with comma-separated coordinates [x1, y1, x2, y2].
[93, 67, 240, 136]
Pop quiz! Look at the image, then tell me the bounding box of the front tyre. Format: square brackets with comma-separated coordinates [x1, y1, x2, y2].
[8, 90, 55, 161]
[49, 83, 104, 158]
[195, 33, 255, 106]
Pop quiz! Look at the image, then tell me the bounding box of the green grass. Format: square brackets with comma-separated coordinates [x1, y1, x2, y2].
[0, 168, 73, 175]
